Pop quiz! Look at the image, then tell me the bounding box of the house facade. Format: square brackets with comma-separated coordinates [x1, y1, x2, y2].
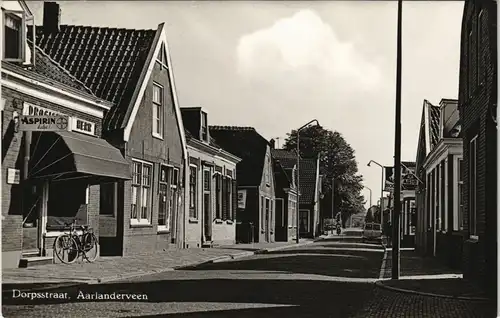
[2, 1, 130, 268]
[298, 157, 321, 238]
[209, 126, 276, 243]
[270, 147, 298, 242]
[181, 107, 240, 248]
[415, 99, 464, 266]
[32, 2, 190, 256]
[457, 0, 497, 296]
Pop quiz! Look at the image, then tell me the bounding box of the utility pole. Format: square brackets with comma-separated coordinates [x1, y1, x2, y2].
[392, 0, 403, 280]
[331, 177, 335, 234]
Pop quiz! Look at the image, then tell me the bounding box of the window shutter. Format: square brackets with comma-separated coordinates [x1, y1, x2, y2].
[232, 179, 237, 221]
[222, 177, 228, 220]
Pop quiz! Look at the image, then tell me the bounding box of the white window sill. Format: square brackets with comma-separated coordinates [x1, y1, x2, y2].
[469, 235, 479, 241]
[215, 219, 224, 224]
[226, 220, 234, 225]
[130, 219, 152, 227]
[44, 230, 84, 238]
[188, 218, 199, 224]
[157, 225, 170, 233]
[152, 133, 163, 140]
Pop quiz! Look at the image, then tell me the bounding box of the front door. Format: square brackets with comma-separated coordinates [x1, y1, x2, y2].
[203, 169, 212, 242]
[22, 184, 40, 253]
[299, 210, 309, 236]
[265, 198, 270, 242]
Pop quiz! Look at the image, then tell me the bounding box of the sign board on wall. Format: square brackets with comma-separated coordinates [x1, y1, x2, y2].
[19, 115, 69, 131]
[238, 190, 247, 209]
[22, 103, 95, 136]
[6, 168, 20, 184]
[384, 162, 418, 193]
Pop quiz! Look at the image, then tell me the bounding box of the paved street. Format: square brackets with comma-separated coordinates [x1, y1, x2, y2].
[2, 241, 496, 318]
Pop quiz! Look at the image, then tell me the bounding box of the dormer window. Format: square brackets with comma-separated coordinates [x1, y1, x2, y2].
[201, 111, 208, 142]
[2, 1, 35, 64]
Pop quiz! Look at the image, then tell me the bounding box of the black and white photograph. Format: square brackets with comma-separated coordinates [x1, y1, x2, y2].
[0, 0, 498, 317]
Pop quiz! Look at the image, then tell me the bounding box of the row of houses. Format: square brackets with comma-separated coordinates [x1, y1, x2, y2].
[1, 1, 323, 268]
[414, 0, 497, 297]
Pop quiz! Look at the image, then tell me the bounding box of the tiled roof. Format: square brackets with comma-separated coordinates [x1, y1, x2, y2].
[2, 42, 95, 96]
[271, 148, 297, 170]
[428, 104, 441, 149]
[208, 126, 269, 186]
[299, 158, 318, 205]
[274, 160, 292, 190]
[29, 24, 157, 131]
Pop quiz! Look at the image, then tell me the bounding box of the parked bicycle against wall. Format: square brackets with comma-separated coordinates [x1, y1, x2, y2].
[53, 221, 99, 264]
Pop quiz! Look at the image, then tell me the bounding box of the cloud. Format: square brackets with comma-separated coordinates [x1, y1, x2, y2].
[236, 9, 383, 90]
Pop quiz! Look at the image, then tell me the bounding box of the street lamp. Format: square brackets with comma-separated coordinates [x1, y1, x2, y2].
[368, 160, 385, 225]
[296, 119, 320, 244]
[364, 186, 373, 208]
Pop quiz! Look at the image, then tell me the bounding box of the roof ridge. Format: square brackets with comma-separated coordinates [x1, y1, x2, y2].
[37, 24, 156, 33]
[209, 125, 256, 131]
[28, 39, 97, 97]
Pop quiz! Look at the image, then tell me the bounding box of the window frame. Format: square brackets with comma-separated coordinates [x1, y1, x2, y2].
[469, 136, 478, 239]
[456, 156, 464, 231]
[189, 165, 198, 220]
[201, 111, 208, 142]
[224, 175, 233, 221]
[157, 164, 169, 231]
[130, 159, 153, 226]
[152, 82, 164, 139]
[213, 171, 222, 220]
[3, 10, 26, 62]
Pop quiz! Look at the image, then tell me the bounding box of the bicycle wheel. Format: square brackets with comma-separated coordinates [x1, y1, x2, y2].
[54, 234, 79, 264]
[82, 233, 99, 262]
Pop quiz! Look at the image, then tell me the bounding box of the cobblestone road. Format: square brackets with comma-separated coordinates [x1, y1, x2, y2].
[2, 241, 496, 318]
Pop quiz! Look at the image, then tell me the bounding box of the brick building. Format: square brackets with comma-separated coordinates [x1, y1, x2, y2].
[209, 126, 276, 243]
[457, 0, 497, 297]
[181, 107, 241, 247]
[31, 2, 189, 256]
[1, 1, 130, 268]
[270, 148, 298, 242]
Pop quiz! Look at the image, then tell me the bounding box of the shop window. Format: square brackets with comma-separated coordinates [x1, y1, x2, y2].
[47, 182, 87, 231]
[131, 160, 153, 225]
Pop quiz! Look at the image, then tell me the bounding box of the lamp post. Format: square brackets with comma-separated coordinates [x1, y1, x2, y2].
[296, 119, 320, 244]
[368, 160, 385, 225]
[392, 0, 403, 280]
[365, 186, 372, 208]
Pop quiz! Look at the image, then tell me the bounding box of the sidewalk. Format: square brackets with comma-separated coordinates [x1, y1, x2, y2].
[2, 239, 313, 288]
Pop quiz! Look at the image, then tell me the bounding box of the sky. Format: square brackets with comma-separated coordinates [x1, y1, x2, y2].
[26, 1, 465, 209]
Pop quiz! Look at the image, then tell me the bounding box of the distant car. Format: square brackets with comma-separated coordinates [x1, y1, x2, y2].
[362, 222, 382, 241]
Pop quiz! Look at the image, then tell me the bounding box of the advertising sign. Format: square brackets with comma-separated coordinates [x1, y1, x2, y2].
[19, 115, 69, 131]
[384, 162, 418, 192]
[237, 190, 247, 209]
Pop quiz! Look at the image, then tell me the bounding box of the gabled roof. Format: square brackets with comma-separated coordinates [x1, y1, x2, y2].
[30, 24, 157, 132]
[271, 148, 297, 170]
[298, 157, 318, 205]
[274, 160, 292, 191]
[208, 126, 269, 187]
[184, 129, 221, 149]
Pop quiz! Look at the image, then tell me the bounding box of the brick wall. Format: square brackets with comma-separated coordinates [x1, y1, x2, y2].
[2, 85, 102, 261]
[119, 61, 185, 256]
[458, 0, 497, 295]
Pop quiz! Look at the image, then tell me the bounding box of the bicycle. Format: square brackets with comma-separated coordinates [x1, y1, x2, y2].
[53, 221, 99, 264]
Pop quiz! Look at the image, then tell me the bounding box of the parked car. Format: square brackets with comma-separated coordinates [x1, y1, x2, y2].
[362, 222, 382, 241]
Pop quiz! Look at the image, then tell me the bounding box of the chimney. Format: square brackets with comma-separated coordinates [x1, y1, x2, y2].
[43, 2, 61, 33]
[269, 138, 275, 149]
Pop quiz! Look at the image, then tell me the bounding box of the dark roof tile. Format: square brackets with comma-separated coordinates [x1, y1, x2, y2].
[29, 24, 157, 131]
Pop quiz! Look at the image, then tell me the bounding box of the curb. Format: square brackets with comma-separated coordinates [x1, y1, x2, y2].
[374, 280, 491, 302]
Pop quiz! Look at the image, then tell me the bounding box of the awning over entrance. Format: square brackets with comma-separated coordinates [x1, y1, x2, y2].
[29, 131, 131, 183]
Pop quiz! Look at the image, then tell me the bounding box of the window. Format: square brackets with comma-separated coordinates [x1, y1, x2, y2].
[468, 28, 474, 97]
[152, 83, 164, 138]
[261, 195, 265, 230]
[156, 43, 168, 70]
[223, 176, 232, 220]
[214, 172, 222, 219]
[201, 112, 208, 142]
[458, 158, 464, 230]
[158, 165, 179, 231]
[203, 168, 212, 235]
[3, 11, 25, 61]
[189, 166, 198, 219]
[288, 196, 297, 228]
[440, 162, 446, 231]
[469, 136, 478, 238]
[477, 10, 484, 85]
[131, 160, 153, 225]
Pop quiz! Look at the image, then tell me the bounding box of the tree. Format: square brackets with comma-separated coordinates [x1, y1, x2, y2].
[283, 125, 365, 224]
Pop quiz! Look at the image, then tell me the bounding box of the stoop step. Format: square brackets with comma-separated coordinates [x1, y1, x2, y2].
[19, 256, 53, 268]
